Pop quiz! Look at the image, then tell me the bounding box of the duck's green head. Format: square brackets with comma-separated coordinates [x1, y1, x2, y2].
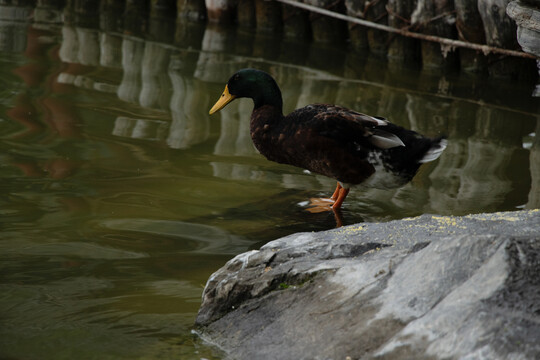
[209, 68, 283, 114]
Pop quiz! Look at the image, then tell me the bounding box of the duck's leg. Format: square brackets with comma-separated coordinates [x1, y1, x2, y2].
[331, 187, 350, 210]
[330, 182, 342, 200]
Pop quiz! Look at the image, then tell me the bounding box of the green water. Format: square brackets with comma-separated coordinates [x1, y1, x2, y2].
[1, 7, 539, 360]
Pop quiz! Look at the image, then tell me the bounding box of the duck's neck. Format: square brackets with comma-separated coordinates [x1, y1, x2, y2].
[251, 105, 284, 127]
[250, 104, 285, 159]
[252, 82, 283, 116]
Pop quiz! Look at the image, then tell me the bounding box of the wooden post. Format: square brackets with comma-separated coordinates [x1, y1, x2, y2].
[237, 0, 256, 28]
[177, 0, 207, 21]
[387, 0, 420, 66]
[100, 0, 125, 32]
[282, 2, 311, 39]
[454, 0, 487, 73]
[411, 0, 458, 71]
[205, 0, 235, 24]
[365, 0, 389, 57]
[346, 0, 390, 56]
[68, 0, 100, 28]
[255, 0, 282, 33]
[345, 0, 368, 51]
[149, 0, 176, 43]
[305, 0, 347, 43]
[124, 0, 149, 37]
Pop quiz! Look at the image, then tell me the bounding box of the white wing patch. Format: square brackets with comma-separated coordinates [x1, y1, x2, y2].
[369, 130, 406, 149]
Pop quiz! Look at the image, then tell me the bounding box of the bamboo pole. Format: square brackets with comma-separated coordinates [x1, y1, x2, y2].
[275, 0, 538, 60]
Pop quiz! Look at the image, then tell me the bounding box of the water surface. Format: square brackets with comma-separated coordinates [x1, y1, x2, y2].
[1, 6, 539, 360]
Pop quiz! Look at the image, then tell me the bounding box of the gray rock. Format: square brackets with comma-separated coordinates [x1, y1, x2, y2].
[195, 210, 540, 360]
[507, 1, 540, 57]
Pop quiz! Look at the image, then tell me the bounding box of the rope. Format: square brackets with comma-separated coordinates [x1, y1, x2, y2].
[275, 0, 538, 60]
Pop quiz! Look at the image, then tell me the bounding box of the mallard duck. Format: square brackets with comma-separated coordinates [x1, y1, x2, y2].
[209, 68, 446, 211]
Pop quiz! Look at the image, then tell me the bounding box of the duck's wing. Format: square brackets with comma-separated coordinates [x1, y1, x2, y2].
[300, 104, 405, 150]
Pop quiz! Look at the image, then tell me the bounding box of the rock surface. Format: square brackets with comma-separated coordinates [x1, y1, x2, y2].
[507, 0, 540, 57]
[506, 0, 540, 95]
[195, 210, 540, 359]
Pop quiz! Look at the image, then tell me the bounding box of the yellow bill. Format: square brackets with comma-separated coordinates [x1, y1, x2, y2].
[209, 85, 236, 114]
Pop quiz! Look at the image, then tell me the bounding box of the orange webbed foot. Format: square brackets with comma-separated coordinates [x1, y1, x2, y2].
[306, 183, 350, 214]
[305, 197, 334, 213]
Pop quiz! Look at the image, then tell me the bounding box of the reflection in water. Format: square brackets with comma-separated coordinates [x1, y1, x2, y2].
[112, 117, 169, 141]
[100, 218, 252, 255]
[169, 61, 211, 149]
[118, 37, 144, 103]
[140, 42, 171, 109]
[0, 4, 538, 360]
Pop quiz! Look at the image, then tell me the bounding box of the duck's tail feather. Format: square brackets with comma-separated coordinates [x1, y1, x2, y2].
[418, 137, 447, 163]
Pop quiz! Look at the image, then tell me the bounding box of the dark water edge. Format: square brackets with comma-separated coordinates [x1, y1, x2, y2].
[0, 3, 539, 360]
